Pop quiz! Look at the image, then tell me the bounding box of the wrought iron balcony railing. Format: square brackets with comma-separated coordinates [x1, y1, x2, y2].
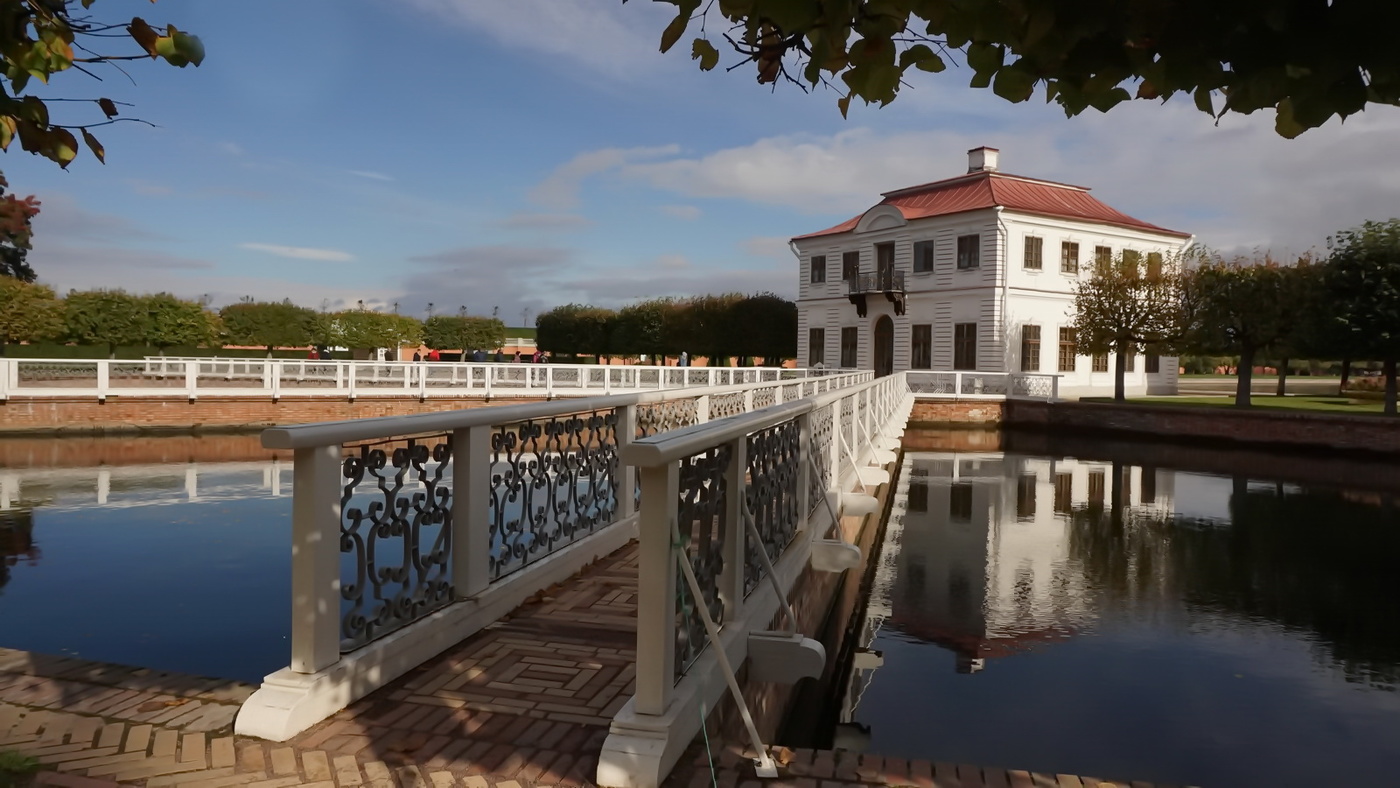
[847, 270, 905, 295]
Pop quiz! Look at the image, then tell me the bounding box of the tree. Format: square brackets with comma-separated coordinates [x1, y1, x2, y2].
[334, 309, 423, 354]
[646, 0, 1400, 137]
[1072, 251, 1188, 402]
[0, 173, 38, 281]
[1183, 253, 1302, 407]
[535, 304, 616, 362]
[639, 0, 1400, 137]
[613, 299, 678, 361]
[421, 315, 505, 356]
[219, 300, 316, 355]
[0, 277, 62, 353]
[0, 1, 205, 167]
[142, 293, 219, 353]
[64, 288, 148, 357]
[1326, 219, 1400, 415]
[730, 293, 798, 365]
[674, 293, 744, 365]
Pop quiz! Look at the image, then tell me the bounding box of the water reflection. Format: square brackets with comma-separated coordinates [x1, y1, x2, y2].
[841, 444, 1400, 787]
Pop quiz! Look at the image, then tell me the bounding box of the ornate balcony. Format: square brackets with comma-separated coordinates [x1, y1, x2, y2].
[847, 270, 906, 317]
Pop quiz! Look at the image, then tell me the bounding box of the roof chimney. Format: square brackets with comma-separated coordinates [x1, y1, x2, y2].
[967, 146, 999, 174]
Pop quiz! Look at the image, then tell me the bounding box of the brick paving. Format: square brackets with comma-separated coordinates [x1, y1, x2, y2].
[0, 542, 1179, 788]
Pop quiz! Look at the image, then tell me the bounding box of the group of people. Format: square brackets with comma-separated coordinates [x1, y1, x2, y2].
[410, 349, 547, 363]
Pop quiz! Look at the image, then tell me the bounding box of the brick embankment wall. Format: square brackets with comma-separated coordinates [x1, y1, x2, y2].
[908, 399, 1005, 426]
[0, 396, 548, 434]
[0, 433, 280, 467]
[1006, 399, 1400, 455]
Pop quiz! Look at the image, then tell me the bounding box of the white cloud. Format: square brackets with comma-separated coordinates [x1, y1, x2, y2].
[31, 194, 172, 243]
[740, 236, 795, 261]
[126, 179, 173, 197]
[498, 212, 593, 231]
[659, 204, 702, 220]
[396, 0, 674, 79]
[611, 102, 1400, 251]
[529, 145, 680, 210]
[218, 141, 244, 156]
[348, 170, 395, 182]
[239, 243, 356, 262]
[654, 254, 690, 270]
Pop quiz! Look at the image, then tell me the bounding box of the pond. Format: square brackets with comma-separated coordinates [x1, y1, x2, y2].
[836, 430, 1400, 788]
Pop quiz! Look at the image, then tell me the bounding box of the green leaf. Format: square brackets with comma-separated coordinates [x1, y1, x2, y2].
[81, 128, 105, 164]
[128, 17, 160, 57]
[837, 94, 851, 118]
[659, 12, 689, 54]
[691, 38, 719, 71]
[51, 128, 78, 168]
[992, 65, 1035, 103]
[1274, 98, 1306, 139]
[0, 117, 14, 151]
[965, 42, 1003, 74]
[899, 44, 945, 73]
[172, 30, 205, 67]
[97, 98, 118, 118]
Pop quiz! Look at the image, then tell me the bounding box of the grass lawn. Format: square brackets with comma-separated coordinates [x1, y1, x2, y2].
[1178, 373, 1342, 380]
[1111, 395, 1387, 415]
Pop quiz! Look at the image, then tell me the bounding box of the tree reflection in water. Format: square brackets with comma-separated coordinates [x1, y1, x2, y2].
[0, 509, 40, 593]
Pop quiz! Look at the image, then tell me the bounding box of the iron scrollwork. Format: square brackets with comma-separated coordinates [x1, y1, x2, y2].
[744, 420, 801, 595]
[709, 392, 746, 420]
[340, 436, 454, 652]
[489, 409, 620, 581]
[809, 404, 834, 514]
[637, 398, 699, 437]
[675, 444, 730, 682]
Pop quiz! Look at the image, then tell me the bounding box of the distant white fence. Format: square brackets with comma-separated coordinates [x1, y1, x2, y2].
[0, 357, 857, 402]
[906, 370, 1061, 399]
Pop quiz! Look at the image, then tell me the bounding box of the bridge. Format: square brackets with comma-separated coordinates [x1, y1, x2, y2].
[0, 367, 1154, 788]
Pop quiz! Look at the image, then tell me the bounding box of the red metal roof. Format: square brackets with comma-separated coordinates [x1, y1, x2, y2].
[794, 171, 1190, 240]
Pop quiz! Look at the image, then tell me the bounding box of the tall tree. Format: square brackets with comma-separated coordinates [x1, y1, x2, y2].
[1326, 219, 1400, 415]
[639, 0, 1400, 137]
[536, 304, 616, 362]
[334, 310, 423, 354]
[64, 289, 148, 357]
[422, 315, 505, 356]
[0, 173, 39, 281]
[0, 277, 62, 354]
[219, 300, 316, 355]
[730, 293, 798, 365]
[1183, 253, 1301, 407]
[0, 1, 204, 167]
[1072, 251, 1188, 402]
[142, 293, 219, 353]
[613, 299, 675, 362]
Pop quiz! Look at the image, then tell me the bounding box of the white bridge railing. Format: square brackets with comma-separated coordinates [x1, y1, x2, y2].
[0, 357, 855, 402]
[233, 370, 872, 742]
[906, 370, 1061, 399]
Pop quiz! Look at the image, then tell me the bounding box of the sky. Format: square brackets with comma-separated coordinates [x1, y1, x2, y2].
[11, 0, 1400, 326]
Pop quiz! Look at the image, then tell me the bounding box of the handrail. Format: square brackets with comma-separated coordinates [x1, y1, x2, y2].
[262, 371, 872, 449]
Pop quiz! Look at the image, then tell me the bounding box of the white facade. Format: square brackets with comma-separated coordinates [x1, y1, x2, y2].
[792, 148, 1193, 397]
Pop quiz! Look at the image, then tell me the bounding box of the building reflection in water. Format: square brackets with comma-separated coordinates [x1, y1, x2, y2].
[839, 448, 1400, 743]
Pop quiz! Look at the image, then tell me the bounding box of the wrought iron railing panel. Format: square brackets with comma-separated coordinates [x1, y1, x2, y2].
[752, 388, 776, 409]
[809, 404, 834, 513]
[782, 382, 801, 402]
[905, 372, 958, 394]
[675, 444, 729, 682]
[847, 270, 906, 294]
[709, 391, 746, 420]
[1011, 374, 1055, 398]
[637, 398, 699, 437]
[340, 435, 454, 651]
[743, 420, 801, 595]
[488, 408, 621, 581]
[553, 368, 580, 385]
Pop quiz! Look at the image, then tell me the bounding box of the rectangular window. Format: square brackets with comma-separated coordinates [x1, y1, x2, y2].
[875, 242, 895, 288]
[1094, 245, 1112, 272]
[1092, 353, 1109, 373]
[913, 240, 935, 273]
[840, 326, 858, 368]
[957, 234, 980, 269]
[908, 481, 929, 512]
[809, 255, 826, 284]
[1061, 241, 1080, 274]
[808, 328, 825, 367]
[1088, 470, 1106, 506]
[954, 323, 978, 370]
[1023, 236, 1043, 270]
[950, 483, 973, 522]
[842, 251, 860, 282]
[911, 324, 932, 369]
[1058, 327, 1077, 373]
[1016, 475, 1036, 520]
[1020, 325, 1041, 372]
[1147, 251, 1163, 279]
[1054, 473, 1073, 514]
[1124, 352, 1135, 372]
[1146, 353, 1161, 373]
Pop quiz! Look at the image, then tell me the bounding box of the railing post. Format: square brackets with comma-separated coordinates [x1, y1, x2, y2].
[695, 394, 710, 424]
[96, 360, 109, 402]
[1052, 375, 1060, 402]
[743, 388, 755, 413]
[719, 435, 746, 618]
[546, 366, 555, 398]
[346, 362, 357, 401]
[290, 443, 343, 674]
[618, 404, 638, 519]
[955, 371, 964, 396]
[453, 425, 493, 598]
[635, 462, 679, 716]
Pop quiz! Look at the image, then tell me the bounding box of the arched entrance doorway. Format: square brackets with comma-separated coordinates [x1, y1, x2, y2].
[874, 316, 894, 377]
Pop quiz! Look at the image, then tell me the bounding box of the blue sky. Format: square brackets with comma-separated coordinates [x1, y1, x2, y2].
[12, 0, 1400, 325]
